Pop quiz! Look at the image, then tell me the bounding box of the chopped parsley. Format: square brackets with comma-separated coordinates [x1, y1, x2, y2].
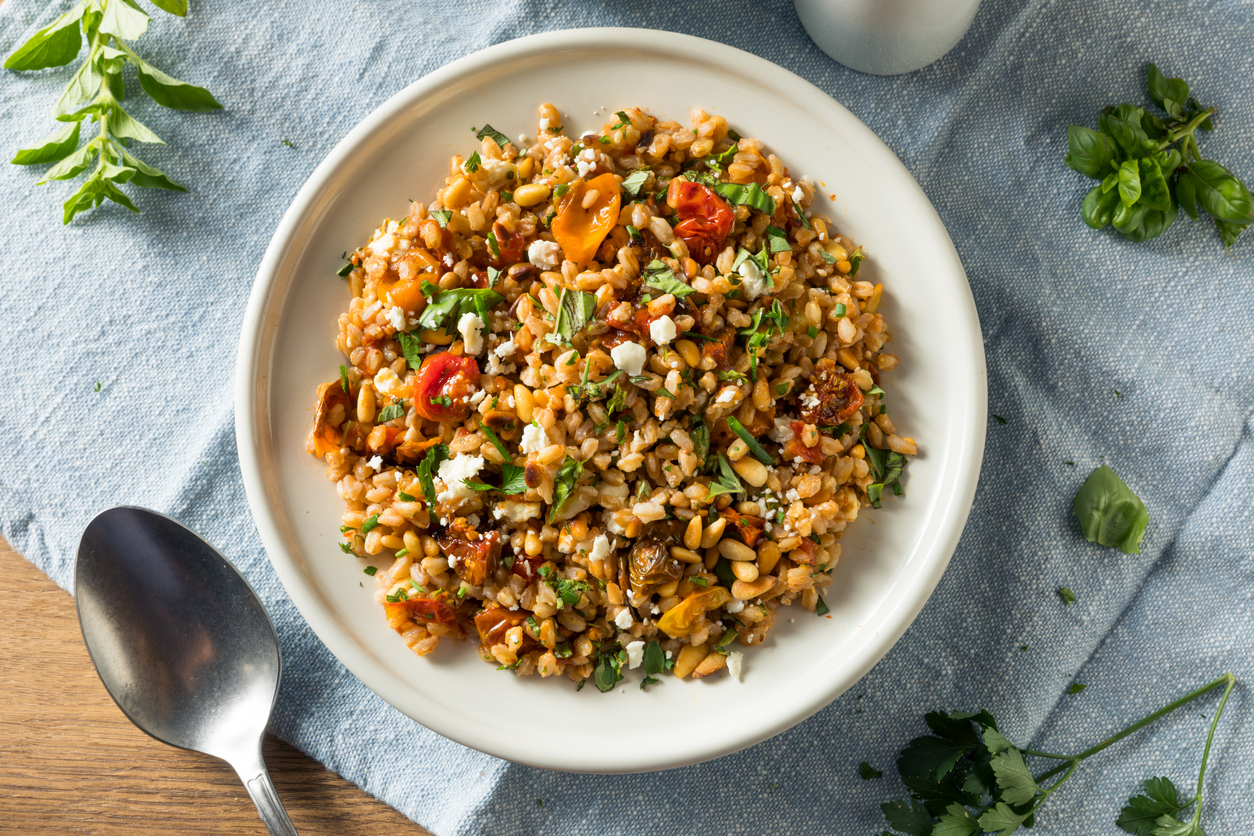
[363, 566, 377, 576]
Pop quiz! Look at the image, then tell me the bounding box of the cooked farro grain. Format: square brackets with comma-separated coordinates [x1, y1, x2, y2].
[308, 105, 918, 690]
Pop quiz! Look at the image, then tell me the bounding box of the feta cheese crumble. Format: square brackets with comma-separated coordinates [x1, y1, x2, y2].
[520, 422, 550, 456]
[726, 598, 745, 614]
[589, 534, 611, 563]
[366, 455, 383, 470]
[457, 312, 485, 355]
[614, 609, 633, 631]
[738, 257, 769, 300]
[373, 367, 403, 398]
[494, 337, 517, 358]
[727, 650, 744, 680]
[649, 315, 677, 345]
[528, 239, 562, 270]
[435, 454, 485, 504]
[610, 341, 646, 376]
[625, 640, 645, 669]
[386, 306, 406, 332]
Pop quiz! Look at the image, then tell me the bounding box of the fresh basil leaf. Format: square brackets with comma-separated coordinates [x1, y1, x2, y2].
[1121, 201, 1177, 243]
[1082, 185, 1119, 229]
[430, 209, 452, 228]
[110, 104, 164, 145]
[129, 53, 223, 111]
[1064, 126, 1116, 179]
[416, 288, 504, 332]
[1175, 172, 1199, 220]
[548, 456, 584, 523]
[1146, 64, 1188, 116]
[1099, 104, 1152, 159]
[1117, 159, 1142, 208]
[641, 258, 696, 299]
[99, 0, 150, 39]
[848, 251, 864, 277]
[713, 556, 736, 588]
[711, 180, 776, 214]
[1137, 159, 1170, 211]
[1186, 160, 1254, 224]
[37, 140, 97, 183]
[3, 2, 85, 71]
[1214, 218, 1247, 249]
[1112, 201, 1149, 234]
[765, 224, 791, 253]
[726, 416, 773, 466]
[689, 417, 709, 466]
[554, 287, 597, 343]
[1155, 148, 1182, 180]
[643, 640, 666, 677]
[464, 151, 481, 173]
[621, 170, 650, 197]
[416, 444, 450, 507]
[396, 331, 428, 372]
[339, 364, 351, 393]
[593, 643, 625, 692]
[11, 122, 81, 166]
[498, 463, 528, 495]
[116, 147, 186, 191]
[475, 124, 510, 147]
[1073, 465, 1149, 554]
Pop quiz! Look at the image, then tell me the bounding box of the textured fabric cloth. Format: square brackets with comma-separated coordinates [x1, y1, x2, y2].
[2, 0, 1252, 833]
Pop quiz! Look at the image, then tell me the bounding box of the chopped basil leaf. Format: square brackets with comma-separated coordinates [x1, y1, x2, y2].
[766, 225, 791, 253]
[377, 402, 405, 422]
[848, 251, 864, 276]
[554, 287, 598, 344]
[616, 420, 627, 443]
[1058, 587, 1077, 607]
[727, 416, 773, 465]
[416, 288, 504, 332]
[337, 259, 354, 277]
[713, 556, 736, 588]
[475, 124, 510, 147]
[621, 170, 650, 197]
[691, 577, 709, 588]
[819, 249, 837, 265]
[339, 364, 350, 393]
[430, 209, 452, 228]
[398, 491, 417, 502]
[339, 542, 354, 553]
[486, 265, 502, 288]
[363, 565, 378, 576]
[555, 642, 573, 658]
[396, 331, 424, 370]
[689, 417, 710, 465]
[548, 455, 585, 523]
[712, 181, 776, 214]
[815, 594, 830, 616]
[486, 230, 500, 261]
[415, 444, 450, 507]
[360, 513, 381, 534]
[626, 224, 642, 241]
[642, 258, 696, 299]
[464, 151, 481, 173]
[714, 628, 737, 653]
[552, 183, 569, 199]
[594, 643, 626, 692]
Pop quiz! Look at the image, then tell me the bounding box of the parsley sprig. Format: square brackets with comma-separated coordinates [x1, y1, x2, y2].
[877, 674, 1237, 836]
[7, 0, 222, 223]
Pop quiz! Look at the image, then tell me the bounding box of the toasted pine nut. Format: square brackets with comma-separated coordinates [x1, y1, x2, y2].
[692, 651, 728, 679]
[356, 383, 376, 423]
[731, 560, 759, 582]
[731, 456, 768, 487]
[719, 539, 756, 562]
[700, 517, 727, 549]
[670, 546, 703, 564]
[675, 339, 701, 369]
[732, 576, 775, 600]
[757, 541, 782, 575]
[513, 183, 551, 207]
[683, 516, 703, 550]
[672, 643, 708, 679]
[727, 439, 749, 462]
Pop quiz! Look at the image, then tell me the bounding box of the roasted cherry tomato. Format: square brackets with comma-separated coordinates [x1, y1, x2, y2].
[657, 586, 732, 638]
[489, 221, 528, 267]
[438, 521, 502, 587]
[413, 352, 480, 422]
[666, 179, 734, 264]
[509, 552, 545, 582]
[473, 606, 540, 650]
[700, 326, 735, 371]
[785, 420, 826, 464]
[384, 595, 457, 633]
[720, 507, 767, 548]
[627, 540, 683, 600]
[551, 172, 621, 268]
[307, 380, 352, 457]
[799, 358, 865, 426]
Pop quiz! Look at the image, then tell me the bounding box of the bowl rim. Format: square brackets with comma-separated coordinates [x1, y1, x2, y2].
[234, 26, 987, 773]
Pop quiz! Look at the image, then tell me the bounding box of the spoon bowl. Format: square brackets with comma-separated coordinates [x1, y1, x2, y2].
[76, 506, 298, 835]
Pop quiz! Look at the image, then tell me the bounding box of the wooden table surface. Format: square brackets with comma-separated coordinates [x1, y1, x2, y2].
[0, 539, 433, 835]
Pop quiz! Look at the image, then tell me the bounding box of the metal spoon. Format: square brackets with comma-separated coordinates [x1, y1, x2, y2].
[75, 506, 299, 836]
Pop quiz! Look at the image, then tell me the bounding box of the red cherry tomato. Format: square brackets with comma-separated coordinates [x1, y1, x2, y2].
[413, 352, 480, 422]
[490, 221, 528, 267]
[786, 420, 826, 464]
[666, 179, 734, 264]
[384, 596, 457, 632]
[798, 359, 865, 426]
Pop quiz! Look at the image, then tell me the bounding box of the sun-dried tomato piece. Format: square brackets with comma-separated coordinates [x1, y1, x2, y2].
[701, 327, 735, 371]
[792, 538, 819, 565]
[384, 595, 458, 632]
[413, 352, 480, 422]
[438, 521, 502, 587]
[785, 420, 826, 464]
[473, 606, 540, 649]
[799, 359, 865, 426]
[490, 221, 528, 267]
[508, 552, 544, 582]
[720, 507, 767, 547]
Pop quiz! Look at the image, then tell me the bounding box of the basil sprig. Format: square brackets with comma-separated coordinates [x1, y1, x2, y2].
[7, 0, 223, 223]
[415, 444, 449, 507]
[1065, 64, 1253, 247]
[642, 259, 696, 299]
[547, 455, 585, 522]
[416, 288, 504, 332]
[553, 287, 597, 344]
[1073, 465, 1149, 554]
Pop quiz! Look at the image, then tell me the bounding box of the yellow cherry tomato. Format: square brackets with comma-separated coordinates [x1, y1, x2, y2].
[551, 172, 621, 269]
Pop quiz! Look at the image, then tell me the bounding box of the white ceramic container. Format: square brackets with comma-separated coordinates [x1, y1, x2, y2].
[795, 0, 982, 75]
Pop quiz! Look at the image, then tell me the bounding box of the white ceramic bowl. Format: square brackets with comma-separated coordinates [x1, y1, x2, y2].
[235, 28, 986, 773]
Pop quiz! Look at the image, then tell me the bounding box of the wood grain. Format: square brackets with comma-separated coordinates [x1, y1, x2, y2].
[0, 539, 432, 835]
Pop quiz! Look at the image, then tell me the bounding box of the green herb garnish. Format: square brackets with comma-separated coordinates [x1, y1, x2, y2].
[377, 402, 405, 422]
[621, 170, 650, 197]
[641, 258, 696, 299]
[415, 444, 449, 507]
[463, 151, 481, 173]
[726, 416, 773, 466]
[474, 124, 510, 147]
[339, 364, 351, 393]
[1073, 465, 1149, 554]
[547, 455, 584, 523]
[416, 288, 504, 332]
[1058, 587, 1077, 607]
[704, 453, 745, 500]
[554, 287, 597, 344]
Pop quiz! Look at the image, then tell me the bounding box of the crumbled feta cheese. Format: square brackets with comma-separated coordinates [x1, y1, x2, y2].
[528, 239, 562, 270]
[520, 422, 550, 456]
[494, 337, 517, 358]
[625, 640, 645, 669]
[457, 312, 485, 355]
[539, 117, 551, 130]
[792, 184, 804, 204]
[649, 315, 677, 345]
[493, 501, 542, 522]
[443, 253, 455, 267]
[785, 489, 800, 502]
[366, 455, 383, 470]
[727, 651, 744, 680]
[374, 367, 402, 398]
[386, 306, 406, 332]
[435, 455, 484, 504]
[726, 599, 745, 614]
[610, 341, 646, 376]
[738, 257, 769, 300]
[665, 649, 673, 660]
[590, 534, 611, 562]
[614, 609, 633, 631]
[476, 158, 515, 189]
[469, 389, 487, 405]
[768, 417, 796, 443]
[603, 510, 627, 536]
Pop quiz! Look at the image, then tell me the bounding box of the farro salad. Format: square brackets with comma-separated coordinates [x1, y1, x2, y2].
[308, 104, 918, 691]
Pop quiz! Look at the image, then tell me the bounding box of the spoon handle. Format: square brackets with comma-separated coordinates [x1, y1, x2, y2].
[233, 749, 300, 836]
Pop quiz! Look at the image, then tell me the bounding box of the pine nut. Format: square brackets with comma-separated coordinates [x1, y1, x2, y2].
[731, 560, 759, 582]
[719, 539, 756, 562]
[513, 183, 551, 207]
[672, 644, 708, 679]
[692, 651, 728, 679]
[732, 576, 775, 600]
[671, 545, 703, 564]
[700, 517, 727, 549]
[731, 456, 768, 487]
[683, 515, 703, 550]
[757, 541, 782, 575]
[675, 339, 701, 369]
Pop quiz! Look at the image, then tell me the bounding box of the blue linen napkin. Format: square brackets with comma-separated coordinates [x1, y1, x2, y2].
[2, 0, 1253, 833]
